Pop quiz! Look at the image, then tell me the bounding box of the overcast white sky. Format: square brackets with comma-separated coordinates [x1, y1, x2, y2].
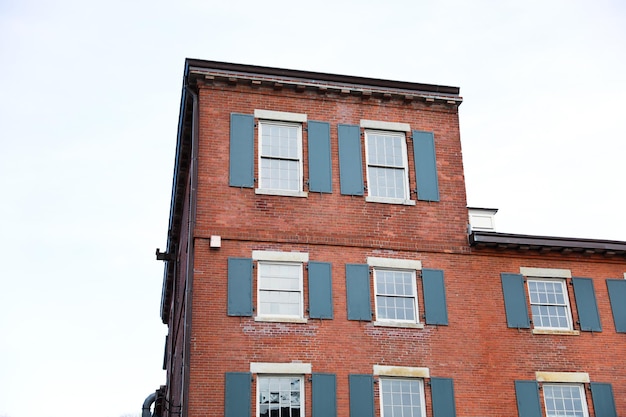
[1, 1, 625, 417]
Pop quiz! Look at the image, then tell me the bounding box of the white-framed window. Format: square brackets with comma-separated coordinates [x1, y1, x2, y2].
[368, 257, 422, 327]
[374, 268, 418, 323]
[258, 120, 303, 194]
[379, 378, 426, 417]
[258, 375, 303, 417]
[542, 383, 589, 417]
[364, 129, 411, 202]
[257, 261, 304, 319]
[527, 278, 573, 330]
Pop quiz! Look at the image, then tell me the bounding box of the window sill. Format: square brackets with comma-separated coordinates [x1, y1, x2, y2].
[255, 316, 308, 324]
[373, 320, 424, 329]
[532, 328, 580, 336]
[365, 196, 416, 206]
[256, 188, 308, 198]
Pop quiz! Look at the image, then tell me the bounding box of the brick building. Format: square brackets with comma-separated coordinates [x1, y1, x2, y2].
[151, 59, 626, 417]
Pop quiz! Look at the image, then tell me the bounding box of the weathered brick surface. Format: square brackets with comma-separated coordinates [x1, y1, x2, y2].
[162, 80, 626, 417]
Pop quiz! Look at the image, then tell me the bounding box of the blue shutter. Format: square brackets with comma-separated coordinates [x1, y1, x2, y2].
[227, 258, 253, 316]
[422, 269, 448, 325]
[501, 273, 531, 328]
[514, 381, 542, 417]
[431, 377, 457, 417]
[346, 264, 372, 321]
[229, 113, 255, 187]
[412, 130, 440, 202]
[225, 372, 251, 417]
[312, 373, 337, 417]
[572, 277, 602, 332]
[307, 121, 332, 193]
[590, 382, 617, 417]
[349, 374, 374, 417]
[308, 261, 333, 319]
[338, 124, 364, 196]
[606, 279, 626, 332]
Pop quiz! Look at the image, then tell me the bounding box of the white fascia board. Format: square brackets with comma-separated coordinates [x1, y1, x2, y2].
[373, 365, 430, 378]
[360, 119, 410, 132]
[253, 251, 309, 262]
[520, 267, 571, 279]
[255, 109, 307, 123]
[367, 257, 422, 270]
[251, 362, 312, 374]
[535, 371, 590, 383]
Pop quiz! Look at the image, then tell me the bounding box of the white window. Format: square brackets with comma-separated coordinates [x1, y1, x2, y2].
[380, 378, 426, 417]
[527, 279, 573, 330]
[258, 376, 303, 417]
[258, 120, 303, 193]
[543, 384, 588, 417]
[374, 268, 418, 323]
[365, 130, 410, 202]
[257, 262, 303, 318]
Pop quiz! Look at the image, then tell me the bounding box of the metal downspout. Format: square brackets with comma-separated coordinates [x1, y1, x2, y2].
[142, 392, 157, 417]
[181, 85, 199, 417]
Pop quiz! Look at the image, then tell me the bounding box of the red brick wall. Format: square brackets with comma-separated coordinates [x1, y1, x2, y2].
[193, 81, 469, 253]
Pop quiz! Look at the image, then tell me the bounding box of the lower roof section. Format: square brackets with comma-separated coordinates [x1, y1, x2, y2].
[469, 231, 626, 258]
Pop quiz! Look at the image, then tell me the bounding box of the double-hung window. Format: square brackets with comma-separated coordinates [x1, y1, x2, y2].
[374, 268, 418, 323]
[258, 375, 303, 417]
[365, 129, 411, 203]
[253, 250, 308, 322]
[257, 262, 303, 318]
[259, 121, 302, 192]
[380, 378, 426, 417]
[527, 278, 573, 330]
[543, 384, 588, 417]
[255, 110, 307, 197]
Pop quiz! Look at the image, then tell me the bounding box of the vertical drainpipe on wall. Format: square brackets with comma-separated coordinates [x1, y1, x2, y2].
[181, 84, 199, 417]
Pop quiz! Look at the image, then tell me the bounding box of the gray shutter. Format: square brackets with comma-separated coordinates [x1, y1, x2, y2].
[501, 273, 531, 328]
[307, 121, 332, 193]
[430, 377, 457, 417]
[346, 264, 372, 321]
[338, 124, 364, 195]
[590, 382, 617, 417]
[412, 130, 440, 202]
[606, 279, 626, 332]
[514, 381, 542, 417]
[312, 373, 337, 417]
[225, 372, 251, 417]
[349, 374, 374, 417]
[308, 261, 333, 319]
[229, 113, 255, 187]
[572, 277, 602, 332]
[422, 269, 449, 325]
[227, 258, 253, 316]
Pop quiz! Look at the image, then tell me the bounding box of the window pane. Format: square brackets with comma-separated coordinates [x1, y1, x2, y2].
[528, 279, 571, 329]
[376, 270, 417, 321]
[543, 384, 587, 417]
[259, 377, 302, 417]
[368, 166, 406, 199]
[380, 379, 424, 417]
[258, 263, 302, 317]
[260, 158, 299, 191]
